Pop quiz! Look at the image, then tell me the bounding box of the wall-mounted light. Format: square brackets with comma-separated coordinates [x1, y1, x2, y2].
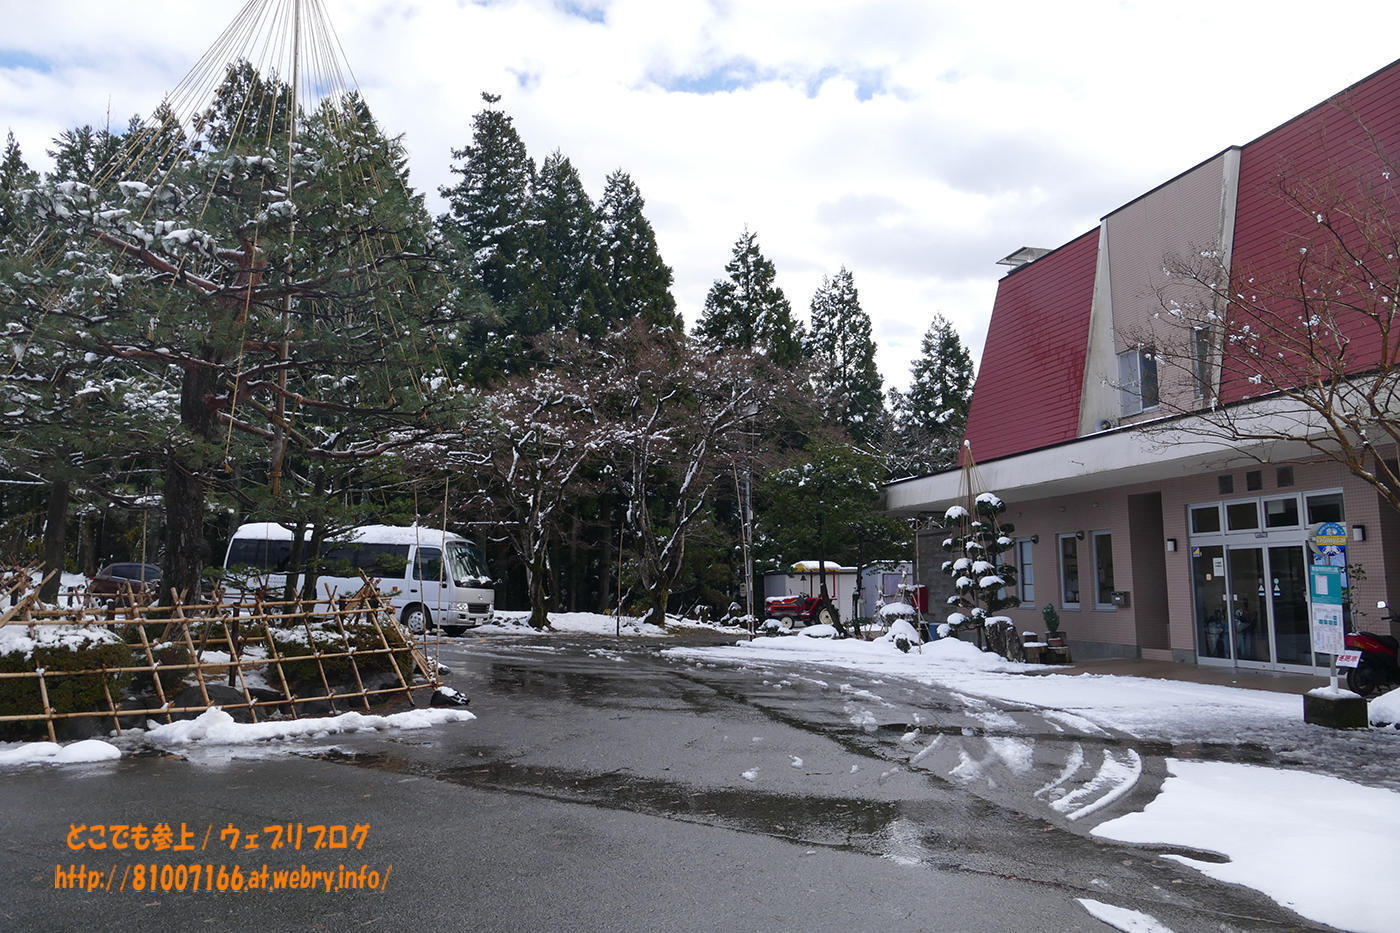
[1352, 524, 1367, 542]
[1030, 534, 1040, 544]
[1166, 538, 1178, 552]
[1075, 530, 1085, 540]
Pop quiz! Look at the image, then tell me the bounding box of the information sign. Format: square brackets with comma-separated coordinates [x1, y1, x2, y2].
[1308, 564, 1346, 656]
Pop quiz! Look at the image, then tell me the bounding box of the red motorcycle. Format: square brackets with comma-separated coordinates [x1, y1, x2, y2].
[1342, 627, 1400, 697]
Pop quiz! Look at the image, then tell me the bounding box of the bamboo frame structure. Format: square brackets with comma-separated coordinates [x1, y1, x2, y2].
[0, 570, 438, 741]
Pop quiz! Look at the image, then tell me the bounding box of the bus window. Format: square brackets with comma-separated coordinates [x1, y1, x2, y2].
[359, 544, 409, 577]
[413, 547, 443, 582]
[226, 538, 293, 572]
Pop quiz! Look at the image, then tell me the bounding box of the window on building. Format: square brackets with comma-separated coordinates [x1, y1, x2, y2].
[1276, 466, 1294, 488]
[1226, 501, 1260, 531]
[1118, 347, 1160, 416]
[1190, 505, 1221, 534]
[1192, 326, 1213, 399]
[1264, 496, 1300, 528]
[1218, 475, 1234, 495]
[1059, 534, 1080, 608]
[1246, 470, 1262, 491]
[1306, 492, 1344, 524]
[1092, 531, 1115, 609]
[1018, 539, 1035, 605]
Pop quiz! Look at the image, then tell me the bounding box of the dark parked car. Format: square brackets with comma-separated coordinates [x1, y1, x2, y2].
[90, 563, 161, 603]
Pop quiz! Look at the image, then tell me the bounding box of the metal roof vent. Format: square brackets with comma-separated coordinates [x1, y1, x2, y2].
[996, 246, 1052, 269]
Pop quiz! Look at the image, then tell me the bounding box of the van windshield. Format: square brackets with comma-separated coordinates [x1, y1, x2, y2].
[447, 543, 491, 585]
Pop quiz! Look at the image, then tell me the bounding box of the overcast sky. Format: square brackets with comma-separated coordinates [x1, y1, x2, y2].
[2, 0, 1397, 391]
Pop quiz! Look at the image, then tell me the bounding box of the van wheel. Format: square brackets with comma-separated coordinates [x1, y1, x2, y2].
[401, 605, 430, 635]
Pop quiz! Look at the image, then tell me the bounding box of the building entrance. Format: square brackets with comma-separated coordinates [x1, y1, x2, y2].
[1192, 543, 1319, 671]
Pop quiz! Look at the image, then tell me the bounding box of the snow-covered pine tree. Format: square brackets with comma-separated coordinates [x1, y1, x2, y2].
[696, 228, 805, 367]
[807, 268, 885, 442]
[597, 170, 679, 333]
[0, 131, 38, 241]
[889, 314, 974, 475]
[527, 150, 610, 339]
[941, 491, 1019, 647]
[9, 65, 463, 602]
[439, 92, 536, 322]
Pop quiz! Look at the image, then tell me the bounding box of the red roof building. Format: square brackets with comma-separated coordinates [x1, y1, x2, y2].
[888, 59, 1400, 673]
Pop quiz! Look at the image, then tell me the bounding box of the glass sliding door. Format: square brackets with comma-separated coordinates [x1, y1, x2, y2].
[1227, 548, 1270, 663]
[1193, 545, 1230, 660]
[1269, 546, 1313, 667]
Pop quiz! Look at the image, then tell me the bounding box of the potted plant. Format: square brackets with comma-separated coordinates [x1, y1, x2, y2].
[1042, 603, 1064, 647]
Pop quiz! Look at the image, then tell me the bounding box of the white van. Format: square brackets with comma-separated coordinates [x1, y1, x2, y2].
[223, 523, 495, 634]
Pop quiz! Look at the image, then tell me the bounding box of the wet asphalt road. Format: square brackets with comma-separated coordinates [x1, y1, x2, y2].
[0, 631, 1334, 932]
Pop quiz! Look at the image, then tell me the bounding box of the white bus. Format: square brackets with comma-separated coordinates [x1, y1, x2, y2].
[223, 523, 495, 634]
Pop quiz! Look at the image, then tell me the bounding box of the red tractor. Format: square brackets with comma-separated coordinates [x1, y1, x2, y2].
[763, 561, 842, 631]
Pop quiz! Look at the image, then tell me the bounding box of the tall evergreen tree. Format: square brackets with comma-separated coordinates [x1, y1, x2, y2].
[439, 93, 535, 316]
[46, 123, 126, 184]
[7, 66, 464, 601]
[807, 268, 884, 442]
[527, 150, 609, 338]
[696, 228, 804, 367]
[888, 314, 975, 475]
[597, 170, 679, 332]
[0, 131, 38, 242]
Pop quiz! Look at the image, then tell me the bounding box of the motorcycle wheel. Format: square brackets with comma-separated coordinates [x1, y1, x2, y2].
[1346, 662, 1382, 698]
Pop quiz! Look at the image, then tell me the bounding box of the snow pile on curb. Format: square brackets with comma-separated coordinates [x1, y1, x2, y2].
[1368, 689, 1400, 728]
[143, 706, 475, 746]
[0, 738, 122, 767]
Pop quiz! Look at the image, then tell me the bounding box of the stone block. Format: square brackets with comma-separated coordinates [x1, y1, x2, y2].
[1303, 688, 1369, 729]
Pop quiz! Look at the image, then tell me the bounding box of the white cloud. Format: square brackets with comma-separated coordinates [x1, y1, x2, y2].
[3, 0, 1397, 390]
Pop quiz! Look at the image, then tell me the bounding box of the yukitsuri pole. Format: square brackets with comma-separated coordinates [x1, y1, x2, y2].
[327, 590, 372, 714]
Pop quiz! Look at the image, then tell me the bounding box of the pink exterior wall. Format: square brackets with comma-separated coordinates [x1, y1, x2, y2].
[994, 457, 1393, 662]
[961, 229, 1099, 465]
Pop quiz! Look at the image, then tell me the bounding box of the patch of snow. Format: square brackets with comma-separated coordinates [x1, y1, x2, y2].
[741, 768, 758, 781]
[1093, 759, 1400, 933]
[1076, 899, 1175, 933]
[0, 738, 121, 767]
[1369, 689, 1400, 727]
[143, 706, 474, 747]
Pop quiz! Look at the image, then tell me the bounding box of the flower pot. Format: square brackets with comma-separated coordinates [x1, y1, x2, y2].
[1046, 633, 1065, 647]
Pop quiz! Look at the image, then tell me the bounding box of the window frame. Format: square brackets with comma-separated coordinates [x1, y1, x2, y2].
[1118, 346, 1160, 416]
[1058, 533, 1081, 610]
[1090, 530, 1116, 610]
[1017, 538, 1036, 605]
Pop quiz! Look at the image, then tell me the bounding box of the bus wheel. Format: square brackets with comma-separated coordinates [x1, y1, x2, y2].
[402, 604, 431, 635]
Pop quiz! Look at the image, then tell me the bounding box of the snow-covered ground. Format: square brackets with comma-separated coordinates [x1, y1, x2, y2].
[668, 630, 1400, 933]
[469, 608, 728, 637]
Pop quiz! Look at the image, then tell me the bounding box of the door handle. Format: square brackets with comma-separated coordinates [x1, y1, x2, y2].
[409, 588, 418, 594]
